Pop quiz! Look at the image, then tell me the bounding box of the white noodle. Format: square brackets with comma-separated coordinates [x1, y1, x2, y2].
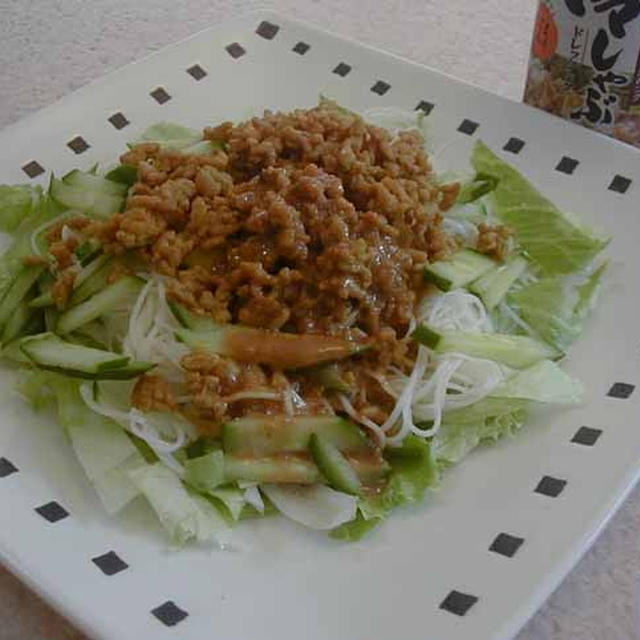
[79, 382, 188, 463]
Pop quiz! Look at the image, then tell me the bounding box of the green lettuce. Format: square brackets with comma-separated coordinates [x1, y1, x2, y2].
[127, 462, 228, 545]
[493, 360, 583, 404]
[137, 122, 202, 150]
[457, 172, 499, 204]
[507, 262, 606, 351]
[472, 141, 608, 275]
[0, 185, 43, 234]
[184, 450, 225, 493]
[38, 374, 146, 514]
[436, 397, 529, 465]
[329, 511, 382, 541]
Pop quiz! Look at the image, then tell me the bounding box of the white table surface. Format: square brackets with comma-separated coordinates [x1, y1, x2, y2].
[1, 1, 639, 639]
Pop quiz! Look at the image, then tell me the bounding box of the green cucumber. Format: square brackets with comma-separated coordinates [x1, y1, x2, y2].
[413, 324, 561, 368]
[176, 325, 366, 370]
[306, 363, 351, 392]
[1, 300, 36, 344]
[423, 249, 496, 291]
[50, 178, 123, 217]
[222, 415, 371, 456]
[0, 265, 44, 332]
[224, 455, 322, 484]
[169, 302, 218, 332]
[69, 256, 113, 306]
[62, 170, 128, 196]
[469, 255, 528, 310]
[57, 276, 143, 335]
[309, 433, 361, 495]
[19, 332, 152, 379]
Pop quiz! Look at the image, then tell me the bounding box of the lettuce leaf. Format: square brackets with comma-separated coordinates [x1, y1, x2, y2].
[43, 374, 145, 514]
[507, 262, 606, 351]
[0, 185, 43, 234]
[457, 172, 499, 204]
[137, 122, 202, 150]
[493, 360, 583, 404]
[127, 462, 228, 545]
[472, 141, 608, 275]
[436, 397, 528, 465]
[183, 450, 225, 493]
[329, 511, 382, 541]
[380, 436, 438, 509]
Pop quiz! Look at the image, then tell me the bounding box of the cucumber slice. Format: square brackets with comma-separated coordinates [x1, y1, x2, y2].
[50, 178, 123, 217]
[21, 332, 126, 373]
[30, 288, 54, 308]
[222, 415, 371, 456]
[0, 265, 44, 332]
[423, 249, 496, 291]
[176, 325, 366, 370]
[224, 455, 322, 484]
[306, 363, 351, 393]
[309, 433, 361, 495]
[223, 453, 388, 486]
[20, 333, 152, 379]
[169, 302, 218, 332]
[69, 256, 113, 306]
[469, 255, 528, 310]
[62, 170, 128, 196]
[105, 165, 138, 187]
[1, 300, 36, 344]
[413, 324, 561, 368]
[57, 276, 143, 335]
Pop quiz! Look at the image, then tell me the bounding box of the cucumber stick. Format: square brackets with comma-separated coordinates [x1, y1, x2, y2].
[413, 324, 561, 368]
[223, 453, 387, 485]
[309, 433, 361, 495]
[0, 265, 44, 332]
[222, 415, 370, 456]
[469, 255, 528, 310]
[57, 276, 143, 335]
[423, 249, 495, 291]
[50, 178, 123, 217]
[176, 325, 365, 369]
[1, 300, 35, 344]
[20, 332, 153, 379]
[69, 256, 113, 306]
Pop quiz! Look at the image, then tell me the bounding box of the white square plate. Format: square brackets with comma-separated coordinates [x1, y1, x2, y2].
[0, 10, 638, 640]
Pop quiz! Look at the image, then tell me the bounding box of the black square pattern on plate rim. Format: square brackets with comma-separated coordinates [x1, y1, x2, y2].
[255, 20, 279, 40]
[571, 426, 603, 446]
[151, 601, 189, 627]
[489, 532, 525, 558]
[0, 457, 18, 478]
[226, 42, 246, 58]
[186, 64, 207, 81]
[607, 382, 635, 399]
[439, 590, 478, 616]
[458, 119, 479, 135]
[534, 475, 567, 498]
[333, 62, 352, 77]
[67, 136, 90, 154]
[371, 80, 391, 96]
[608, 174, 632, 194]
[22, 161, 45, 178]
[504, 137, 525, 154]
[108, 112, 129, 130]
[150, 87, 171, 104]
[292, 41, 310, 55]
[555, 156, 579, 175]
[92, 551, 129, 576]
[415, 100, 435, 115]
[35, 501, 69, 523]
